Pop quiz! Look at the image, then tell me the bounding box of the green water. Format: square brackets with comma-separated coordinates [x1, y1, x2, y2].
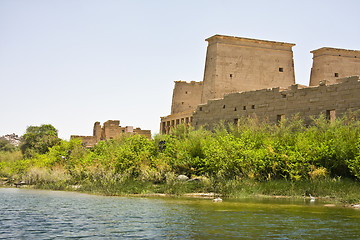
[0, 188, 359, 239]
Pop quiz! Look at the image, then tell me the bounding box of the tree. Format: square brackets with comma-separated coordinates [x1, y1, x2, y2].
[20, 124, 61, 157]
[0, 139, 16, 152]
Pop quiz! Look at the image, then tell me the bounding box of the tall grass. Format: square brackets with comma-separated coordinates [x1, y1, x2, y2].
[0, 151, 23, 178]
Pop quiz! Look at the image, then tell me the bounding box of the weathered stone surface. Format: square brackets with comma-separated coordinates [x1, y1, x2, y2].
[171, 81, 203, 115]
[193, 76, 360, 128]
[201, 35, 295, 104]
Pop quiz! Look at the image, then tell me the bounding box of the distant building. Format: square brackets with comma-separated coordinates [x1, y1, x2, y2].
[71, 120, 151, 147]
[0, 133, 21, 146]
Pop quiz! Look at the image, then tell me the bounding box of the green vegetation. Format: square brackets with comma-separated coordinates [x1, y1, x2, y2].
[0, 139, 17, 152]
[1, 114, 360, 203]
[20, 124, 61, 158]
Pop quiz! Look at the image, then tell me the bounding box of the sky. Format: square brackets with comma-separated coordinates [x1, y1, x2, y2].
[1, 0, 359, 139]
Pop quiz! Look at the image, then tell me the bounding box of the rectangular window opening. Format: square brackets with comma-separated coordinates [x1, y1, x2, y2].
[234, 107, 237, 111]
[243, 106, 246, 110]
[277, 114, 285, 123]
[223, 105, 226, 109]
[326, 110, 336, 123]
[230, 74, 233, 78]
[334, 73, 339, 77]
[279, 67, 284, 72]
[251, 105, 255, 109]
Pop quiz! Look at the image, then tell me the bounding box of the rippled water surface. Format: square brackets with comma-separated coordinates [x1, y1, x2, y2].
[1, 188, 360, 239]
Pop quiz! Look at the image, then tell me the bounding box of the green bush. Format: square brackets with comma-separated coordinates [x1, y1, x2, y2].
[0, 139, 17, 152]
[2, 112, 360, 201]
[20, 124, 61, 158]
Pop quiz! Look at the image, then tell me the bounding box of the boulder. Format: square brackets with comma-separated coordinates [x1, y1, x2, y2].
[177, 175, 189, 181]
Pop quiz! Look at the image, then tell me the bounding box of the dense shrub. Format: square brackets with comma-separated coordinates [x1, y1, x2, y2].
[20, 124, 61, 158]
[2, 114, 360, 189]
[0, 139, 17, 152]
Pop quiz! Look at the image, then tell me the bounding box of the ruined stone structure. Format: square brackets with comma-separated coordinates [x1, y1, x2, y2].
[160, 34, 360, 134]
[72, 120, 151, 147]
[0, 133, 21, 146]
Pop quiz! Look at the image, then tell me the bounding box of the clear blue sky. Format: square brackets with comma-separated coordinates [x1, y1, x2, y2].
[1, 0, 359, 139]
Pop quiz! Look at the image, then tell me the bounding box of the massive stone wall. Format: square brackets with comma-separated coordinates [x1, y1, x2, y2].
[201, 35, 296, 103]
[171, 81, 203, 114]
[310, 48, 360, 86]
[192, 76, 360, 128]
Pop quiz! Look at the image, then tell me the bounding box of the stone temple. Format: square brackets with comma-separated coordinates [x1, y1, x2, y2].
[160, 34, 360, 133]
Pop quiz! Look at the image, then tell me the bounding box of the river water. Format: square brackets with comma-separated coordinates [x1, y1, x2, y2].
[0, 188, 359, 239]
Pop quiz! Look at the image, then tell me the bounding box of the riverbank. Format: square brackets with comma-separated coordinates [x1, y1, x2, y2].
[2, 115, 360, 206]
[2, 177, 360, 206]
